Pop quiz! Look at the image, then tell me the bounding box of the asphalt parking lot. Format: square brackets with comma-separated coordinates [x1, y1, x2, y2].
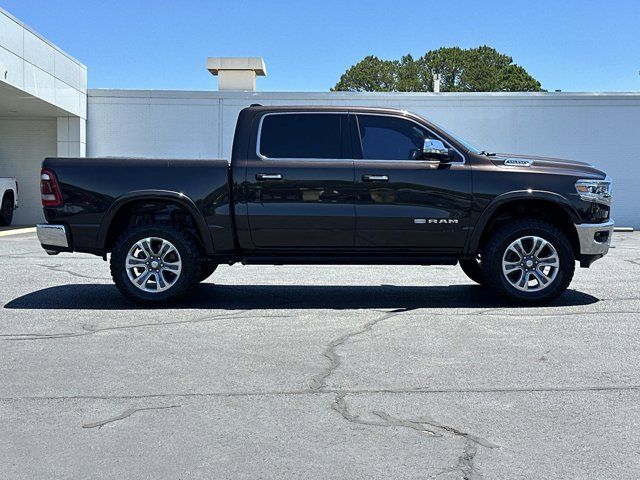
[1, 231, 639, 479]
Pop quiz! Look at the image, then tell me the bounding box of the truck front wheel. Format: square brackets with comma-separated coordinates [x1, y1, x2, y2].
[110, 225, 201, 305]
[483, 219, 575, 305]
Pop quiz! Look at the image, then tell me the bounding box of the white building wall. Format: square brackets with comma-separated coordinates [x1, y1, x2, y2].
[0, 8, 87, 120]
[0, 118, 56, 224]
[88, 90, 640, 227]
[0, 8, 89, 224]
[88, 91, 221, 159]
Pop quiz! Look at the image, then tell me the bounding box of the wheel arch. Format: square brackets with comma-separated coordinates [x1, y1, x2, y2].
[98, 190, 214, 254]
[465, 191, 580, 258]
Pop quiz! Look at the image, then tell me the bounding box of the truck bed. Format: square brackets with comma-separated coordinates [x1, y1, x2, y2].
[42, 157, 234, 255]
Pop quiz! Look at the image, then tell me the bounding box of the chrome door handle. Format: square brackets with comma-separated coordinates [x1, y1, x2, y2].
[256, 173, 283, 180]
[362, 174, 389, 182]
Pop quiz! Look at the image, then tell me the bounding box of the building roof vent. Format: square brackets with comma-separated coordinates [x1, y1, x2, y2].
[206, 57, 266, 91]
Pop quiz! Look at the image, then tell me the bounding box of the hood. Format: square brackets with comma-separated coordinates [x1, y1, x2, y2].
[490, 152, 607, 179]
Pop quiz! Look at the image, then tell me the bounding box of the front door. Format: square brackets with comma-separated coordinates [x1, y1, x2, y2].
[352, 113, 472, 251]
[244, 112, 355, 249]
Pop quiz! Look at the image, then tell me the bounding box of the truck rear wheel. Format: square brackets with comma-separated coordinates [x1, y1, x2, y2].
[110, 224, 200, 305]
[0, 194, 13, 226]
[483, 219, 575, 305]
[459, 255, 485, 285]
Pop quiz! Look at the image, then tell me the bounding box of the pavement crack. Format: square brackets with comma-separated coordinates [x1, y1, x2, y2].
[372, 410, 442, 436]
[36, 263, 110, 280]
[310, 308, 411, 391]
[319, 302, 498, 477]
[407, 414, 498, 448]
[476, 309, 638, 318]
[458, 440, 481, 480]
[0, 310, 261, 341]
[331, 392, 441, 436]
[332, 392, 498, 450]
[0, 332, 87, 340]
[3, 384, 640, 402]
[430, 441, 482, 480]
[82, 405, 180, 428]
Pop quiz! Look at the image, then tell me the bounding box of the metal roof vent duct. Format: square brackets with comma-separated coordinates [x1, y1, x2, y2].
[206, 57, 266, 91]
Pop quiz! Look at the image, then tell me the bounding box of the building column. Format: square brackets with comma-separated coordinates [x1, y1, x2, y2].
[57, 117, 86, 157]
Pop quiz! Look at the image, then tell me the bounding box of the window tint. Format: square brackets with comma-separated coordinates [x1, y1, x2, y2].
[259, 114, 341, 159]
[357, 115, 436, 160]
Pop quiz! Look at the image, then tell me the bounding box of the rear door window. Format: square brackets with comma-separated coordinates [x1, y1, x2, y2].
[259, 113, 342, 159]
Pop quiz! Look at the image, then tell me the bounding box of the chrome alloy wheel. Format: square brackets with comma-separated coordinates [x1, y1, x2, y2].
[125, 237, 182, 293]
[501, 235, 560, 292]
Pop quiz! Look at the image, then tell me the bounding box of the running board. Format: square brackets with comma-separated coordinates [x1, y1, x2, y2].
[241, 255, 459, 266]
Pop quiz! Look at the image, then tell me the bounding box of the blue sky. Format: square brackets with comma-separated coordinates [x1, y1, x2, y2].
[3, 0, 639, 92]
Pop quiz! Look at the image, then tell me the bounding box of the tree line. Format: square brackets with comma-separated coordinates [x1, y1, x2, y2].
[332, 46, 543, 92]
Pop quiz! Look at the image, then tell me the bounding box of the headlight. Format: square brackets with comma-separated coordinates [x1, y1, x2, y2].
[575, 176, 612, 205]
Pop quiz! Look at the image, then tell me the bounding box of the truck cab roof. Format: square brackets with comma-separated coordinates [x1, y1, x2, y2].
[242, 105, 413, 116]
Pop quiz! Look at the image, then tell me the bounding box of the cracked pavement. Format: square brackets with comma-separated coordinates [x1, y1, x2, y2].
[1, 232, 639, 479]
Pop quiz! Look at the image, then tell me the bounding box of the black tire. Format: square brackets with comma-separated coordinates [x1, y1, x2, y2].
[110, 224, 201, 305]
[0, 194, 13, 226]
[198, 261, 218, 282]
[459, 255, 485, 285]
[483, 219, 575, 305]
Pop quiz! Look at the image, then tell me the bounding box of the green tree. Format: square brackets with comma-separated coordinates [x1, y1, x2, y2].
[394, 54, 425, 92]
[333, 46, 543, 92]
[332, 55, 396, 92]
[497, 64, 543, 92]
[421, 46, 466, 91]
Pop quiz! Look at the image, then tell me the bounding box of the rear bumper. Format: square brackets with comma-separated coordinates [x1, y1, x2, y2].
[36, 224, 70, 255]
[575, 219, 614, 267]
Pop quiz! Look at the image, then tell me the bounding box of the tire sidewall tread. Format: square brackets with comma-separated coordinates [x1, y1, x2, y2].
[483, 219, 575, 305]
[110, 224, 201, 305]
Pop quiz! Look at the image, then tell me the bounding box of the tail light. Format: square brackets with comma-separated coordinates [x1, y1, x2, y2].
[40, 168, 63, 207]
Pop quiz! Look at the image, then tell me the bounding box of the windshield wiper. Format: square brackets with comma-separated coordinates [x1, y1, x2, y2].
[479, 151, 497, 157]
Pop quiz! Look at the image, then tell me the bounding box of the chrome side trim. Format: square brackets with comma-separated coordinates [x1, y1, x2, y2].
[575, 219, 614, 257]
[36, 224, 69, 248]
[255, 111, 466, 165]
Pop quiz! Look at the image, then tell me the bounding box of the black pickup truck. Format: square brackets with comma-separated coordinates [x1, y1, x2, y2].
[37, 105, 614, 305]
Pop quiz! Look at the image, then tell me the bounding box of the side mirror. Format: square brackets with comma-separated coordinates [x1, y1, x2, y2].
[423, 139, 453, 162]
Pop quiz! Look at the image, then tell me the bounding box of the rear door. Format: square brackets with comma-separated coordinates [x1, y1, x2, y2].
[352, 113, 472, 250]
[244, 112, 355, 248]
